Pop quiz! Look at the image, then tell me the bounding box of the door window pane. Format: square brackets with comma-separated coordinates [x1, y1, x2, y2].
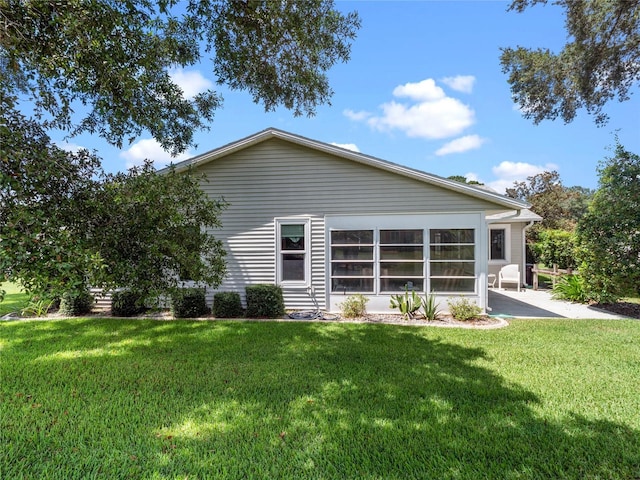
[490, 229, 506, 260]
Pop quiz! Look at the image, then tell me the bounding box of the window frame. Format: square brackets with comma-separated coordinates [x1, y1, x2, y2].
[428, 228, 476, 294]
[275, 218, 311, 286]
[379, 229, 425, 293]
[329, 229, 375, 293]
[329, 228, 426, 294]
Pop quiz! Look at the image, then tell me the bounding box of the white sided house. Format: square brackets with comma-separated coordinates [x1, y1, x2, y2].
[168, 128, 538, 314]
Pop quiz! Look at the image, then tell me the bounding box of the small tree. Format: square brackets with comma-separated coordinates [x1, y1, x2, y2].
[1, 109, 227, 302]
[576, 141, 640, 302]
[90, 162, 227, 301]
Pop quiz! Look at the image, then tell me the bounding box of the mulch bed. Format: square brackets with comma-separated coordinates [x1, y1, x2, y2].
[593, 302, 640, 319]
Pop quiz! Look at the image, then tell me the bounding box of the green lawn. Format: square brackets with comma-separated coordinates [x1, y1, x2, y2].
[0, 282, 29, 316]
[1, 318, 639, 479]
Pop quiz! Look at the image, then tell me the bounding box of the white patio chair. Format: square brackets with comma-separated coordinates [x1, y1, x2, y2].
[498, 264, 521, 292]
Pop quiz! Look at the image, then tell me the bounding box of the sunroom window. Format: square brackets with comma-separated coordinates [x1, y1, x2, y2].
[379, 229, 424, 292]
[429, 229, 476, 293]
[330, 230, 374, 293]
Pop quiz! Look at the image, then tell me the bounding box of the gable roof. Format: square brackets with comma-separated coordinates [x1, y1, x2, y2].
[164, 127, 531, 211]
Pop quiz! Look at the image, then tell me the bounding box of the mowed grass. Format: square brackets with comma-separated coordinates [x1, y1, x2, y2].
[1, 318, 639, 479]
[0, 282, 29, 317]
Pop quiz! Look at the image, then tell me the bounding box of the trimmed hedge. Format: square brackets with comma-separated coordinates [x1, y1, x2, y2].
[245, 284, 285, 318]
[171, 288, 209, 319]
[59, 290, 94, 317]
[213, 292, 244, 318]
[111, 290, 146, 317]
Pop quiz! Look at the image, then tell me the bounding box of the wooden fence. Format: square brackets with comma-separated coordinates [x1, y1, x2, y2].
[531, 265, 575, 290]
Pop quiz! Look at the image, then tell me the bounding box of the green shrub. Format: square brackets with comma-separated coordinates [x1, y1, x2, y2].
[422, 292, 441, 321]
[59, 290, 94, 316]
[245, 284, 285, 318]
[389, 288, 421, 319]
[171, 288, 209, 318]
[339, 294, 369, 318]
[213, 291, 244, 318]
[111, 290, 147, 317]
[533, 229, 577, 269]
[447, 297, 482, 321]
[552, 274, 587, 303]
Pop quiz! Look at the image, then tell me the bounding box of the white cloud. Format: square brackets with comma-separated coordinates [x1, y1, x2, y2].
[331, 142, 360, 152]
[487, 160, 559, 194]
[392, 79, 445, 101]
[435, 134, 486, 156]
[343, 109, 371, 121]
[169, 68, 213, 98]
[120, 138, 192, 169]
[441, 75, 476, 94]
[492, 161, 558, 179]
[346, 78, 476, 140]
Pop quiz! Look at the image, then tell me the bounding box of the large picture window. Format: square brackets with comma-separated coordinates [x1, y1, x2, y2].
[429, 229, 476, 292]
[277, 220, 310, 284]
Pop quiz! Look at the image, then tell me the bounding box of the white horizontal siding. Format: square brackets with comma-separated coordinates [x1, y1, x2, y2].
[198, 139, 499, 311]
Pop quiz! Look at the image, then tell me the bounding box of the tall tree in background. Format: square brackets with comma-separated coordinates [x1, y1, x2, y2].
[447, 175, 484, 186]
[576, 142, 640, 302]
[506, 170, 591, 235]
[501, 0, 640, 126]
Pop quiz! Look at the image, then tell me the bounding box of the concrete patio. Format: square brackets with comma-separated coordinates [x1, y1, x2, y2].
[488, 288, 629, 319]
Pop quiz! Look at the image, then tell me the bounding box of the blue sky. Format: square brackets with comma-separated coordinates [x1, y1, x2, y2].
[59, 1, 639, 193]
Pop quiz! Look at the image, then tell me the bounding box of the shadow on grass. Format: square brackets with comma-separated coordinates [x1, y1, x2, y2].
[1, 319, 639, 479]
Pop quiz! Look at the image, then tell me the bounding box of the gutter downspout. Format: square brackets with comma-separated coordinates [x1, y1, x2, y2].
[522, 220, 535, 287]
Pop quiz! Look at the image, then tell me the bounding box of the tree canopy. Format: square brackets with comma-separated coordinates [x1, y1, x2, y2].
[501, 0, 640, 125]
[1, 0, 360, 153]
[576, 141, 640, 302]
[506, 170, 593, 235]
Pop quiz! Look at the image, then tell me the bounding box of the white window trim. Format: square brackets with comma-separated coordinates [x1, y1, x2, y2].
[275, 217, 311, 287]
[488, 224, 511, 264]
